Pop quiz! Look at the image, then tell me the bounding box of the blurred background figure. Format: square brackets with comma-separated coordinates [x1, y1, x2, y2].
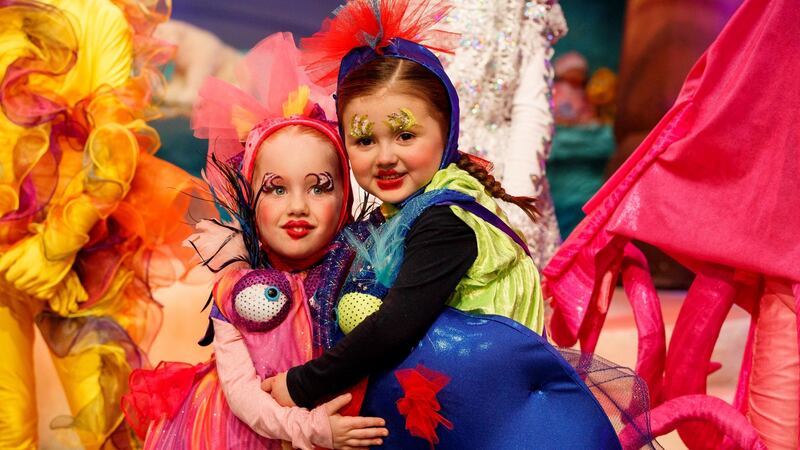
[441, 0, 567, 269]
[552, 51, 594, 126]
[151, 0, 344, 179]
[547, 0, 800, 448]
[548, 49, 619, 239]
[154, 20, 242, 115]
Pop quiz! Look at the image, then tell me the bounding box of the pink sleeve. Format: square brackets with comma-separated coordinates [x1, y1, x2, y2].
[212, 318, 334, 449]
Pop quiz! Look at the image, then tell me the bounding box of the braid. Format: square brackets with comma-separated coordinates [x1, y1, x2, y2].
[456, 153, 540, 223]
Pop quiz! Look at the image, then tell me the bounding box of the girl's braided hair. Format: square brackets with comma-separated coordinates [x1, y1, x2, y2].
[455, 153, 540, 222]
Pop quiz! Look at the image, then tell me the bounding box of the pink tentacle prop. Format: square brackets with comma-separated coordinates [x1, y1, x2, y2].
[620, 243, 666, 405]
[578, 267, 616, 355]
[618, 395, 765, 450]
[663, 270, 738, 449]
[796, 282, 800, 446]
[546, 228, 628, 348]
[744, 280, 799, 449]
[731, 315, 756, 415]
[794, 281, 800, 348]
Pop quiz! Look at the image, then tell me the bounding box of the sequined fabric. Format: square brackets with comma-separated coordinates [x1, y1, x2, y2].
[441, 0, 566, 267]
[128, 267, 317, 449]
[217, 269, 315, 383]
[311, 213, 383, 350]
[139, 360, 279, 450]
[230, 270, 293, 332]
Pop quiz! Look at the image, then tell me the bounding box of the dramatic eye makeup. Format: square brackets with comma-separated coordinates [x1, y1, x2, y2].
[385, 107, 418, 133]
[307, 172, 335, 193]
[349, 114, 375, 141]
[260, 173, 285, 193]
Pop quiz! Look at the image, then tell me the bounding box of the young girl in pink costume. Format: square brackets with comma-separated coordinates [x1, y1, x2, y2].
[122, 33, 388, 450]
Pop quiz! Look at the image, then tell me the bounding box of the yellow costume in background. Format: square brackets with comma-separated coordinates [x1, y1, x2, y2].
[0, 0, 202, 447]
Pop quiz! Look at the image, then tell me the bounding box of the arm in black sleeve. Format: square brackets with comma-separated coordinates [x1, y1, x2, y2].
[286, 206, 478, 408]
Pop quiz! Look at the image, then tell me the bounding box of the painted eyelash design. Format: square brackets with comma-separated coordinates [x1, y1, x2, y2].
[350, 114, 374, 139]
[309, 172, 335, 192]
[260, 173, 284, 192]
[385, 108, 417, 133]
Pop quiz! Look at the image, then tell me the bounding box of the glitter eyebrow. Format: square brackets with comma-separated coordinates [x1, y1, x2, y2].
[385, 108, 418, 133]
[306, 172, 335, 191]
[349, 114, 374, 139]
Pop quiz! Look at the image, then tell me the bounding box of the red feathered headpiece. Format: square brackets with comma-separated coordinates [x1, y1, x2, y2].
[301, 0, 457, 88]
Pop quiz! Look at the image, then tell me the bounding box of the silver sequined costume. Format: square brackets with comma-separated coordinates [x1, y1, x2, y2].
[441, 0, 567, 268]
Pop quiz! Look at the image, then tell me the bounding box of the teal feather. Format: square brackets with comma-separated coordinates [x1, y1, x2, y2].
[344, 189, 475, 290]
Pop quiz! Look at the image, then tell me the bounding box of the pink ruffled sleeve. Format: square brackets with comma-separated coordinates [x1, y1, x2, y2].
[212, 318, 333, 449]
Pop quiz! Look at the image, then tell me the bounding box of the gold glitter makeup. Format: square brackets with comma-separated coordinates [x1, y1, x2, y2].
[385, 108, 417, 133]
[349, 114, 374, 139]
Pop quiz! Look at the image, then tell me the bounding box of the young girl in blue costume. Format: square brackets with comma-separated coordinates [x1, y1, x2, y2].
[263, 2, 650, 449]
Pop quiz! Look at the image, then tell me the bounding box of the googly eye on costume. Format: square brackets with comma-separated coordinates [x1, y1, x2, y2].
[231, 270, 292, 332]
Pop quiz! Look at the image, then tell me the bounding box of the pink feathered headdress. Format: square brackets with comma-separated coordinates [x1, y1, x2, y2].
[191, 32, 351, 231]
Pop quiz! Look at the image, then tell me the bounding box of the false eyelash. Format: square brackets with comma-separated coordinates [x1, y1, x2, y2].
[309, 172, 335, 192]
[260, 173, 283, 193]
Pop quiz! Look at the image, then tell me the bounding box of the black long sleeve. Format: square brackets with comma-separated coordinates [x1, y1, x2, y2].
[286, 206, 478, 408]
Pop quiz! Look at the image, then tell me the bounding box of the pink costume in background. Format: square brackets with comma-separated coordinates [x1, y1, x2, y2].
[544, 0, 798, 448]
[122, 32, 355, 449]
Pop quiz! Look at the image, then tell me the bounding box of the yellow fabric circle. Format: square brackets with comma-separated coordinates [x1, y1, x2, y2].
[338, 292, 382, 334]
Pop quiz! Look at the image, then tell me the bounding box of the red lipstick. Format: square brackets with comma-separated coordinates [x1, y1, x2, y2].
[375, 169, 405, 190]
[282, 220, 313, 239]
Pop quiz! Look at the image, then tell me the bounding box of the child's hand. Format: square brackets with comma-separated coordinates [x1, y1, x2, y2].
[323, 393, 388, 450]
[261, 372, 296, 407]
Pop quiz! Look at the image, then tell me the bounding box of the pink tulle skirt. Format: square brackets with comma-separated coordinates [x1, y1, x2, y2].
[123, 359, 280, 450]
